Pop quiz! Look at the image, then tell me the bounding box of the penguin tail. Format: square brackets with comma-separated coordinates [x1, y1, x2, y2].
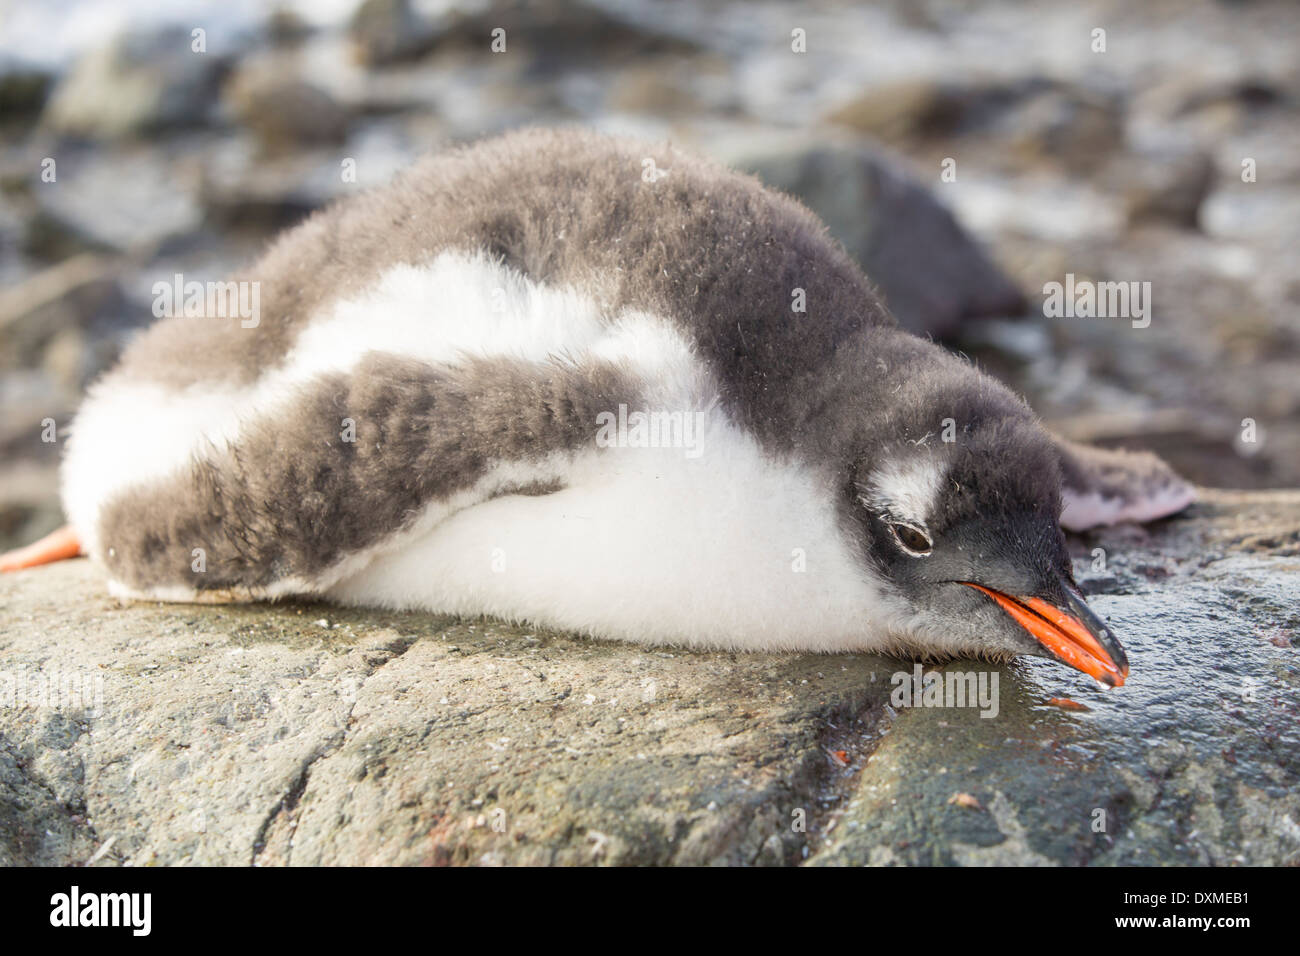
[0, 525, 83, 572]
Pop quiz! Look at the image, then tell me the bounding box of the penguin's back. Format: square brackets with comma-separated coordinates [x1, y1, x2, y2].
[111, 127, 890, 405]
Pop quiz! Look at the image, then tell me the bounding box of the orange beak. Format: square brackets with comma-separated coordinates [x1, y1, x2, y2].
[960, 582, 1129, 687]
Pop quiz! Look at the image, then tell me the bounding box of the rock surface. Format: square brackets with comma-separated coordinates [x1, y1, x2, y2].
[1, 489, 1296, 866]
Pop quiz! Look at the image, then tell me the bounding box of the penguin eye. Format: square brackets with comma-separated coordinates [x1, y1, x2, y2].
[888, 522, 933, 556]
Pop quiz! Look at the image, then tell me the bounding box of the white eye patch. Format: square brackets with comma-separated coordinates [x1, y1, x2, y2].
[857, 455, 949, 526]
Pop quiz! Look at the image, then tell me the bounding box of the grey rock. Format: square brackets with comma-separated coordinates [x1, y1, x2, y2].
[0, 562, 892, 866]
[721, 136, 1026, 338]
[0, 489, 1296, 865]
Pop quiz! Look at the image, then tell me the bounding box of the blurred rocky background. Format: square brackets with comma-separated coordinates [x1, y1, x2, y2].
[1, 0, 1298, 550]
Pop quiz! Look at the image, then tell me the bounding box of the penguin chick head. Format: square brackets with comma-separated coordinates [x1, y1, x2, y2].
[850, 419, 1128, 687]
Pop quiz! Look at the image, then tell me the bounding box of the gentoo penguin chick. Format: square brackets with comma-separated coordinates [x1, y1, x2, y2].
[10, 128, 1195, 685]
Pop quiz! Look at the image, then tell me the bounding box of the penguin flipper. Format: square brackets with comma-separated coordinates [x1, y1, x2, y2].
[83, 351, 640, 602]
[1053, 437, 1196, 531]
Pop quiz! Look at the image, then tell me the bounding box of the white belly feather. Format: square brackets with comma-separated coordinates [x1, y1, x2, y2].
[328, 419, 893, 652]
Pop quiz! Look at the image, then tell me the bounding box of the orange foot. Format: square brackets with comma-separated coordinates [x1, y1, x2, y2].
[0, 525, 83, 572]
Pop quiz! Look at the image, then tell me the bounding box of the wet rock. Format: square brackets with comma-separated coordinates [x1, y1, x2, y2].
[42, 28, 230, 139]
[0, 489, 1295, 865]
[717, 134, 1026, 337]
[809, 489, 1300, 866]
